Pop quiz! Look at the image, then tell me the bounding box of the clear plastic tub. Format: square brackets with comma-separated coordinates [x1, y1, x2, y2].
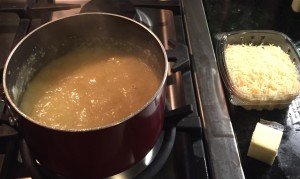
[215, 30, 300, 110]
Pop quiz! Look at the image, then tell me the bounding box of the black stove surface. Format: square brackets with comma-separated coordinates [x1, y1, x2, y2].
[0, 0, 208, 178]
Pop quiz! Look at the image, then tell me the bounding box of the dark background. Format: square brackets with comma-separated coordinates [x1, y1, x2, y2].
[203, 0, 300, 43]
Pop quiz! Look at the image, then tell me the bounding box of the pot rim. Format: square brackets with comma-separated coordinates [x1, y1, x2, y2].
[3, 12, 168, 133]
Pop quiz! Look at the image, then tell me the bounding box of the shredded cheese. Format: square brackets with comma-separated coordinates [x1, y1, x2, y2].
[225, 44, 300, 101]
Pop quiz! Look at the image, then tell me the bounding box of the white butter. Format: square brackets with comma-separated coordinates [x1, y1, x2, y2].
[247, 123, 283, 165]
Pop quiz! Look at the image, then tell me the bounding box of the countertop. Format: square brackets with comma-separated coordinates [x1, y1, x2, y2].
[204, 0, 300, 42]
[203, 0, 300, 178]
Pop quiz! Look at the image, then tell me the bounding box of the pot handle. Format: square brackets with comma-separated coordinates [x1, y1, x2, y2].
[5, 104, 20, 128]
[0, 86, 19, 130]
[296, 41, 300, 55]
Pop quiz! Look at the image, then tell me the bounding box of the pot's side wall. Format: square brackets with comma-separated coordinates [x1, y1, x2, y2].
[19, 86, 166, 178]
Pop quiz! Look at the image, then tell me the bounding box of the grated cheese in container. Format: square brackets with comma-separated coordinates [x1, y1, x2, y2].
[216, 30, 300, 110]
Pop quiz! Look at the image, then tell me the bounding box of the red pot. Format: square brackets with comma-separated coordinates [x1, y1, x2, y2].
[3, 13, 168, 178]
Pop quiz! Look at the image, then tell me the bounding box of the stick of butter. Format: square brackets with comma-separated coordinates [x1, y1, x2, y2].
[247, 122, 283, 165]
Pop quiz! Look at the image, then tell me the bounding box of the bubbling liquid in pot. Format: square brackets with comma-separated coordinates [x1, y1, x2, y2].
[20, 48, 161, 130]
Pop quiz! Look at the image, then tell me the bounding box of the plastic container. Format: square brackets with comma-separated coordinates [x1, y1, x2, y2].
[215, 30, 300, 110]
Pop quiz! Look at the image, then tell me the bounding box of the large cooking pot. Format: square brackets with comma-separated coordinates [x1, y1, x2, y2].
[3, 13, 168, 178]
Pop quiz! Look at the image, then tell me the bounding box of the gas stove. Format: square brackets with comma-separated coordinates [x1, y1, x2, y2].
[0, 0, 210, 178]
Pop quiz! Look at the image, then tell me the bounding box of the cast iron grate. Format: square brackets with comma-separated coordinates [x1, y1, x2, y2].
[0, 1, 207, 178]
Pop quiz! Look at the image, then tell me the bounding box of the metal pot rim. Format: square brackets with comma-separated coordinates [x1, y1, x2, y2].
[3, 12, 168, 133]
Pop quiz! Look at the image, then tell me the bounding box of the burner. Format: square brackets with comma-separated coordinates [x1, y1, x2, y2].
[80, 0, 136, 19]
[19, 127, 176, 179]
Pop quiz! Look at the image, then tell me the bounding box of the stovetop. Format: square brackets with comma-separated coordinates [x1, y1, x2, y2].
[0, 0, 209, 179]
